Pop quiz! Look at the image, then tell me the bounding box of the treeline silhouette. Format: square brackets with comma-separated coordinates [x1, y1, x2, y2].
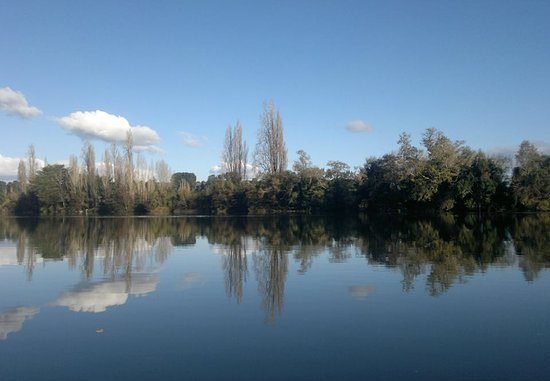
[1, 214, 548, 322]
[1, 126, 548, 215]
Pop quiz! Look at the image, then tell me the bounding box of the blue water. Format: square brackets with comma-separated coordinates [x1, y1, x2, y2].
[0, 215, 549, 380]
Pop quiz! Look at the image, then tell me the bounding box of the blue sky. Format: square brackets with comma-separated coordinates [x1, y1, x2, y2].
[1, 0, 549, 180]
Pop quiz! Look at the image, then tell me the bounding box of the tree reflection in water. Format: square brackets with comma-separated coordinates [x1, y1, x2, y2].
[0, 214, 549, 322]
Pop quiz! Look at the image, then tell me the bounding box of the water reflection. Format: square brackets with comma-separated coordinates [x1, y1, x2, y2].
[0, 214, 549, 334]
[218, 239, 249, 303]
[53, 273, 159, 313]
[254, 246, 288, 323]
[0, 306, 39, 340]
[348, 285, 376, 300]
[180, 272, 205, 291]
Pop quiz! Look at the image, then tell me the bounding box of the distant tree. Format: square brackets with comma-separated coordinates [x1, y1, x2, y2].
[155, 160, 171, 184]
[31, 164, 68, 213]
[395, 132, 423, 202]
[82, 142, 97, 211]
[98, 144, 120, 215]
[325, 161, 353, 180]
[198, 174, 245, 214]
[454, 152, 507, 212]
[325, 161, 357, 211]
[222, 121, 248, 180]
[17, 160, 27, 193]
[512, 141, 550, 210]
[247, 171, 299, 212]
[67, 155, 84, 212]
[102, 147, 113, 189]
[416, 128, 466, 209]
[293, 150, 313, 174]
[254, 100, 287, 174]
[516, 140, 540, 168]
[6, 181, 20, 195]
[27, 144, 37, 181]
[174, 179, 193, 211]
[171, 172, 196, 190]
[358, 154, 401, 210]
[293, 150, 326, 210]
[0, 180, 6, 204]
[123, 131, 136, 210]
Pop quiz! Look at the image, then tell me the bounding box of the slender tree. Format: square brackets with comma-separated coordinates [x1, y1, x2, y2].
[222, 121, 248, 180]
[27, 145, 37, 181]
[123, 131, 135, 208]
[82, 142, 97, 210]
[17, 160, 27, 193]
[254, 101, 287, 174]
[67, 154, 84, 211]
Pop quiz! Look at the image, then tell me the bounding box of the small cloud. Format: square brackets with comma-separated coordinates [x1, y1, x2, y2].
[345, 120, 373, 133]
[210, 164, 225, 175]
[0, 154, 22, 179]
[0, 153, 45, 180]
[56, 110, 161, 151]
[210, 162, 258, 178]
[179, 131, 207, 148]
[0, 87, 42, 118]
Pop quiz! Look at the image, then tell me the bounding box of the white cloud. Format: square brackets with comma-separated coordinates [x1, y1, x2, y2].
[210, 164, 224, 175]
[179, 131, 206, 148]
[134, 145, 164, 154]
[0, 154, 21, 179]
[209, 162, 258, 178]
[0, 306, 40, 340]
[53, 273, 158, 313]
[0, 154, 45, 180]
[345, 120, 373, 133]
[57, 110, 161, 150]
[0, 87, 42, 118]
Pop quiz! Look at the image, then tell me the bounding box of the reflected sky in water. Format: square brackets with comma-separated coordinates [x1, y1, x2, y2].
[0, 215, 549, 381]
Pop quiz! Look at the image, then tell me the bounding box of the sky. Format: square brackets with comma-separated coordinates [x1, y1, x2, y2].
[1, 0, 549, 180]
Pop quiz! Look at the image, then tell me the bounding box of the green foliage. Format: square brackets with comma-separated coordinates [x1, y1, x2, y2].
[4, 131, 548, 216]
[454, 152, 508, 211]
[30, 164, 69, 214]
[324, 161, 357, 211]
[511, 141, 550, 210]
[171, 172, 196, 190]
[358, 154, 402, 210]
[357, 129, 527, 212]
[0, 180, 6, 205]
[13, 190, 40, 216]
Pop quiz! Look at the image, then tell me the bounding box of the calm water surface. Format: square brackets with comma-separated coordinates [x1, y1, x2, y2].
[0, 215, 549, 381]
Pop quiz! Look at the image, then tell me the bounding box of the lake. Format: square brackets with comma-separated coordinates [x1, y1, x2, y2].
[0, 214, 549, 381]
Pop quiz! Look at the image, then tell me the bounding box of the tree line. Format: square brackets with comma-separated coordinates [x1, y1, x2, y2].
[1, 100, 548, 215]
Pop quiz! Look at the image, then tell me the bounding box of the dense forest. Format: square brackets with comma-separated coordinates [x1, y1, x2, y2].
[1, 102, 549, 216]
